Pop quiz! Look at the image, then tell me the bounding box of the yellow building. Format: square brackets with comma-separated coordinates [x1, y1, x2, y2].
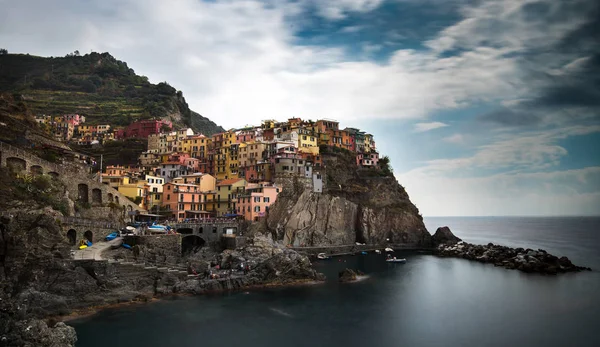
[202, 191, 218, 215]
[117, 182, 148, 210]
[215, 178, 246, 216]
[297, 128, 319, 155]
[226, 143, 240, 179]
[364, 134, 374, 153]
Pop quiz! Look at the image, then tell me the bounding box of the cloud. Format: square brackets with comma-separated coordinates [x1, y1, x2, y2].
[413, 122, 449, 132]
[478, 107, 542, 127]
[309, 0, 385, 20]
[0, 0, 554, 129]
[339, 25, 366, 33]
[398, 166, 600, 216]
[416, 125, 600, 174]
[442, 134, 464, 144]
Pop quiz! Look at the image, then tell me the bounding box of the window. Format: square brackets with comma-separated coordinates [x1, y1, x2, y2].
[254, 206, 260, 212]
[212, 227, 217, 233]
[167, 194, 170, 200]
[264, 197, 270, 203]
[179, 203, 184, 210]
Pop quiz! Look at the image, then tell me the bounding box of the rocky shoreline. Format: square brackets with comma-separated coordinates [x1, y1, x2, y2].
[433, 227, 592, 275]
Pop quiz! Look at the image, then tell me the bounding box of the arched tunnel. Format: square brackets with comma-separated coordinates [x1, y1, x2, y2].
[181, 235, 206, 255]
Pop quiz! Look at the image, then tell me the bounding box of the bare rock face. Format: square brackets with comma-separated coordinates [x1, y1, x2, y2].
[266, 185, 430, 247]
[431, 226, 462, 246]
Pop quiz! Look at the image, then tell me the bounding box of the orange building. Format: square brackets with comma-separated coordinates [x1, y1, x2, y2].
[161, 182, 206, 221]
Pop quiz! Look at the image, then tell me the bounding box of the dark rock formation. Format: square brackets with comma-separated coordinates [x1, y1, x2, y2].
[0, 212, 321, 346]
[435, 241, 591, 274]
[339, 268, 358, 282]
[432, 226, 462, 246]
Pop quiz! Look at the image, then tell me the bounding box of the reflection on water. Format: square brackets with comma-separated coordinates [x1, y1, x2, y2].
[72, 217, 600, 347]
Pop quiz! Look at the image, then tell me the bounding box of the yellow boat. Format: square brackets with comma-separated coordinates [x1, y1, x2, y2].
[79, 245, 88, 250]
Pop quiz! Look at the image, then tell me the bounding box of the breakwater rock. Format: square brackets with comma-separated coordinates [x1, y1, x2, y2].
[435, 241, 592, 274]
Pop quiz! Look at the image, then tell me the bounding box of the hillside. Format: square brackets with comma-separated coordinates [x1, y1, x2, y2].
[0, 51, 224, 135]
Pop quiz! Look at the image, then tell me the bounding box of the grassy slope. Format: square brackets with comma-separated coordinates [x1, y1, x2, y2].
[0, 52, 224, 134]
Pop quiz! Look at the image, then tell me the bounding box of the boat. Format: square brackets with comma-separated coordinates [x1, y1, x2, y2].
[385, 247, 394, 252]
[122, 243, 132, 249]
[361, 251, 368, 255]
[375, 250, 382, 254]
[317, 253, 330, 260]
[105, 232, 119, 241]
[386, 257, 406, 263]
[78, 245, 87, 250]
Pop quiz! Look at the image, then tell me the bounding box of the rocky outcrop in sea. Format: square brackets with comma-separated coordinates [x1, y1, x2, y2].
[433, 227, 591, 274]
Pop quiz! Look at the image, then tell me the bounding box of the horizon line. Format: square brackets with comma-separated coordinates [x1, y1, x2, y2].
[423, 215, 600, 218]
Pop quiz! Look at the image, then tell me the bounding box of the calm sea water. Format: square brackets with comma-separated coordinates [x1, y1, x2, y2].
[71, 217, 600, 347]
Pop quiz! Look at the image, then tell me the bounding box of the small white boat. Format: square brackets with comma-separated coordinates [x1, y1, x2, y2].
[375, 250, 382, 254]
[386, 258, 406, 263]
[385, 247, 394, 252]
[317, 253, 330, 260]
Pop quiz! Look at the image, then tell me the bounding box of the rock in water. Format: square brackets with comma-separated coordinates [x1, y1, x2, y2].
[432, 226, 462, 246]
[338, 268, 358, 282]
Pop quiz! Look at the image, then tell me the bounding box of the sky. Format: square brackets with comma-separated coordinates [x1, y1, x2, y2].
[1, 0, 599, 216]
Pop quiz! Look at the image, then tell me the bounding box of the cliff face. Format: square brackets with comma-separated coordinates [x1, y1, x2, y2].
[266, 151, 431, 247]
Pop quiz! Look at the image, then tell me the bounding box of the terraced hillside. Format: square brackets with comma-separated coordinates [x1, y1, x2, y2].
[0, 52, 223, 134]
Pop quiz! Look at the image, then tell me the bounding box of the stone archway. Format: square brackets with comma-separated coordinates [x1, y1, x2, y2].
[30, 165, 43, 175]
[67, 229, 77, 245]
[84, 230, 93, 243]
[127, 205, 133, 212]
[115, 196, 120, 205]
[91, 188, 102, 204]
[48, 171, 59, 179]
[78, 184, 89, 203]
[177, 228, 193, 235]
[107, 193, 114, 203]
[6, 157, 26, 172]
[181, 235, 206, 255]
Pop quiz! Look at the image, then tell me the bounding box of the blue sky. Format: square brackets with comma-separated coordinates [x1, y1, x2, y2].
[1, 0, 599, 216]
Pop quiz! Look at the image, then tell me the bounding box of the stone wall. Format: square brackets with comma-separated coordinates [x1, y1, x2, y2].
[0, 140, 144, 213]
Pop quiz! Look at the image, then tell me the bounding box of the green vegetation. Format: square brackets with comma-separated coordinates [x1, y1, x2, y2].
[71, 138, 147, 166]
[0, 52, 223, 134]
[0, 168, 69, 215]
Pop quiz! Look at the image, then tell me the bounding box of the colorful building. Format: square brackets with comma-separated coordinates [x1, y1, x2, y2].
[236, 184, 281, 221]
[216, 178, 246, 216]
[161, 182, 205, 221]
[120, 119, 172, 139]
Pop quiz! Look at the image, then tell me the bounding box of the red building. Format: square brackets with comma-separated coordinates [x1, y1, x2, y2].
[120, 119, 172, 139]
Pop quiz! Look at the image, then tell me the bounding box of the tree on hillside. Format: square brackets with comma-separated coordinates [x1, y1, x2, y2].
[0, 48, 7, 55]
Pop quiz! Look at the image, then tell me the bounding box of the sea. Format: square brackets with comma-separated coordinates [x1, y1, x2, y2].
[70, 217, 600, 347]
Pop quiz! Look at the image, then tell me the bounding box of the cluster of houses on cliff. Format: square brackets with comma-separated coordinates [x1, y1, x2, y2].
[36, 115, 380, 222]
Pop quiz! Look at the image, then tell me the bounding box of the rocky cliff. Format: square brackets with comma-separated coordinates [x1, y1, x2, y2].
[265, 150, 431, 247]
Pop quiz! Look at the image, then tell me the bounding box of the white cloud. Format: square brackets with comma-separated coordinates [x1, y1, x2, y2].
[443, 133, 464, 143]
[339, 25, 366, 33]
[310, 0, 385, 20]
[398, 166, 600, 216]
[398, 125, 600, 216]
[413, 122, 449, 132]
[0, 0, 544, 129]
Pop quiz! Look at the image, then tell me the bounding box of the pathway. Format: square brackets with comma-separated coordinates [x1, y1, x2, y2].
[72, 237, 122, 260]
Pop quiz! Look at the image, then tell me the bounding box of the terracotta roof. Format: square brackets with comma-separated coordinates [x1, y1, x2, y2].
[217, 178, 244, 186]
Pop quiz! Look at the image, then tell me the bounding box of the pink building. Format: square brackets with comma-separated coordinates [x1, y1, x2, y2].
[357, 152, 379, 167]
[236, 184, 280, 221]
